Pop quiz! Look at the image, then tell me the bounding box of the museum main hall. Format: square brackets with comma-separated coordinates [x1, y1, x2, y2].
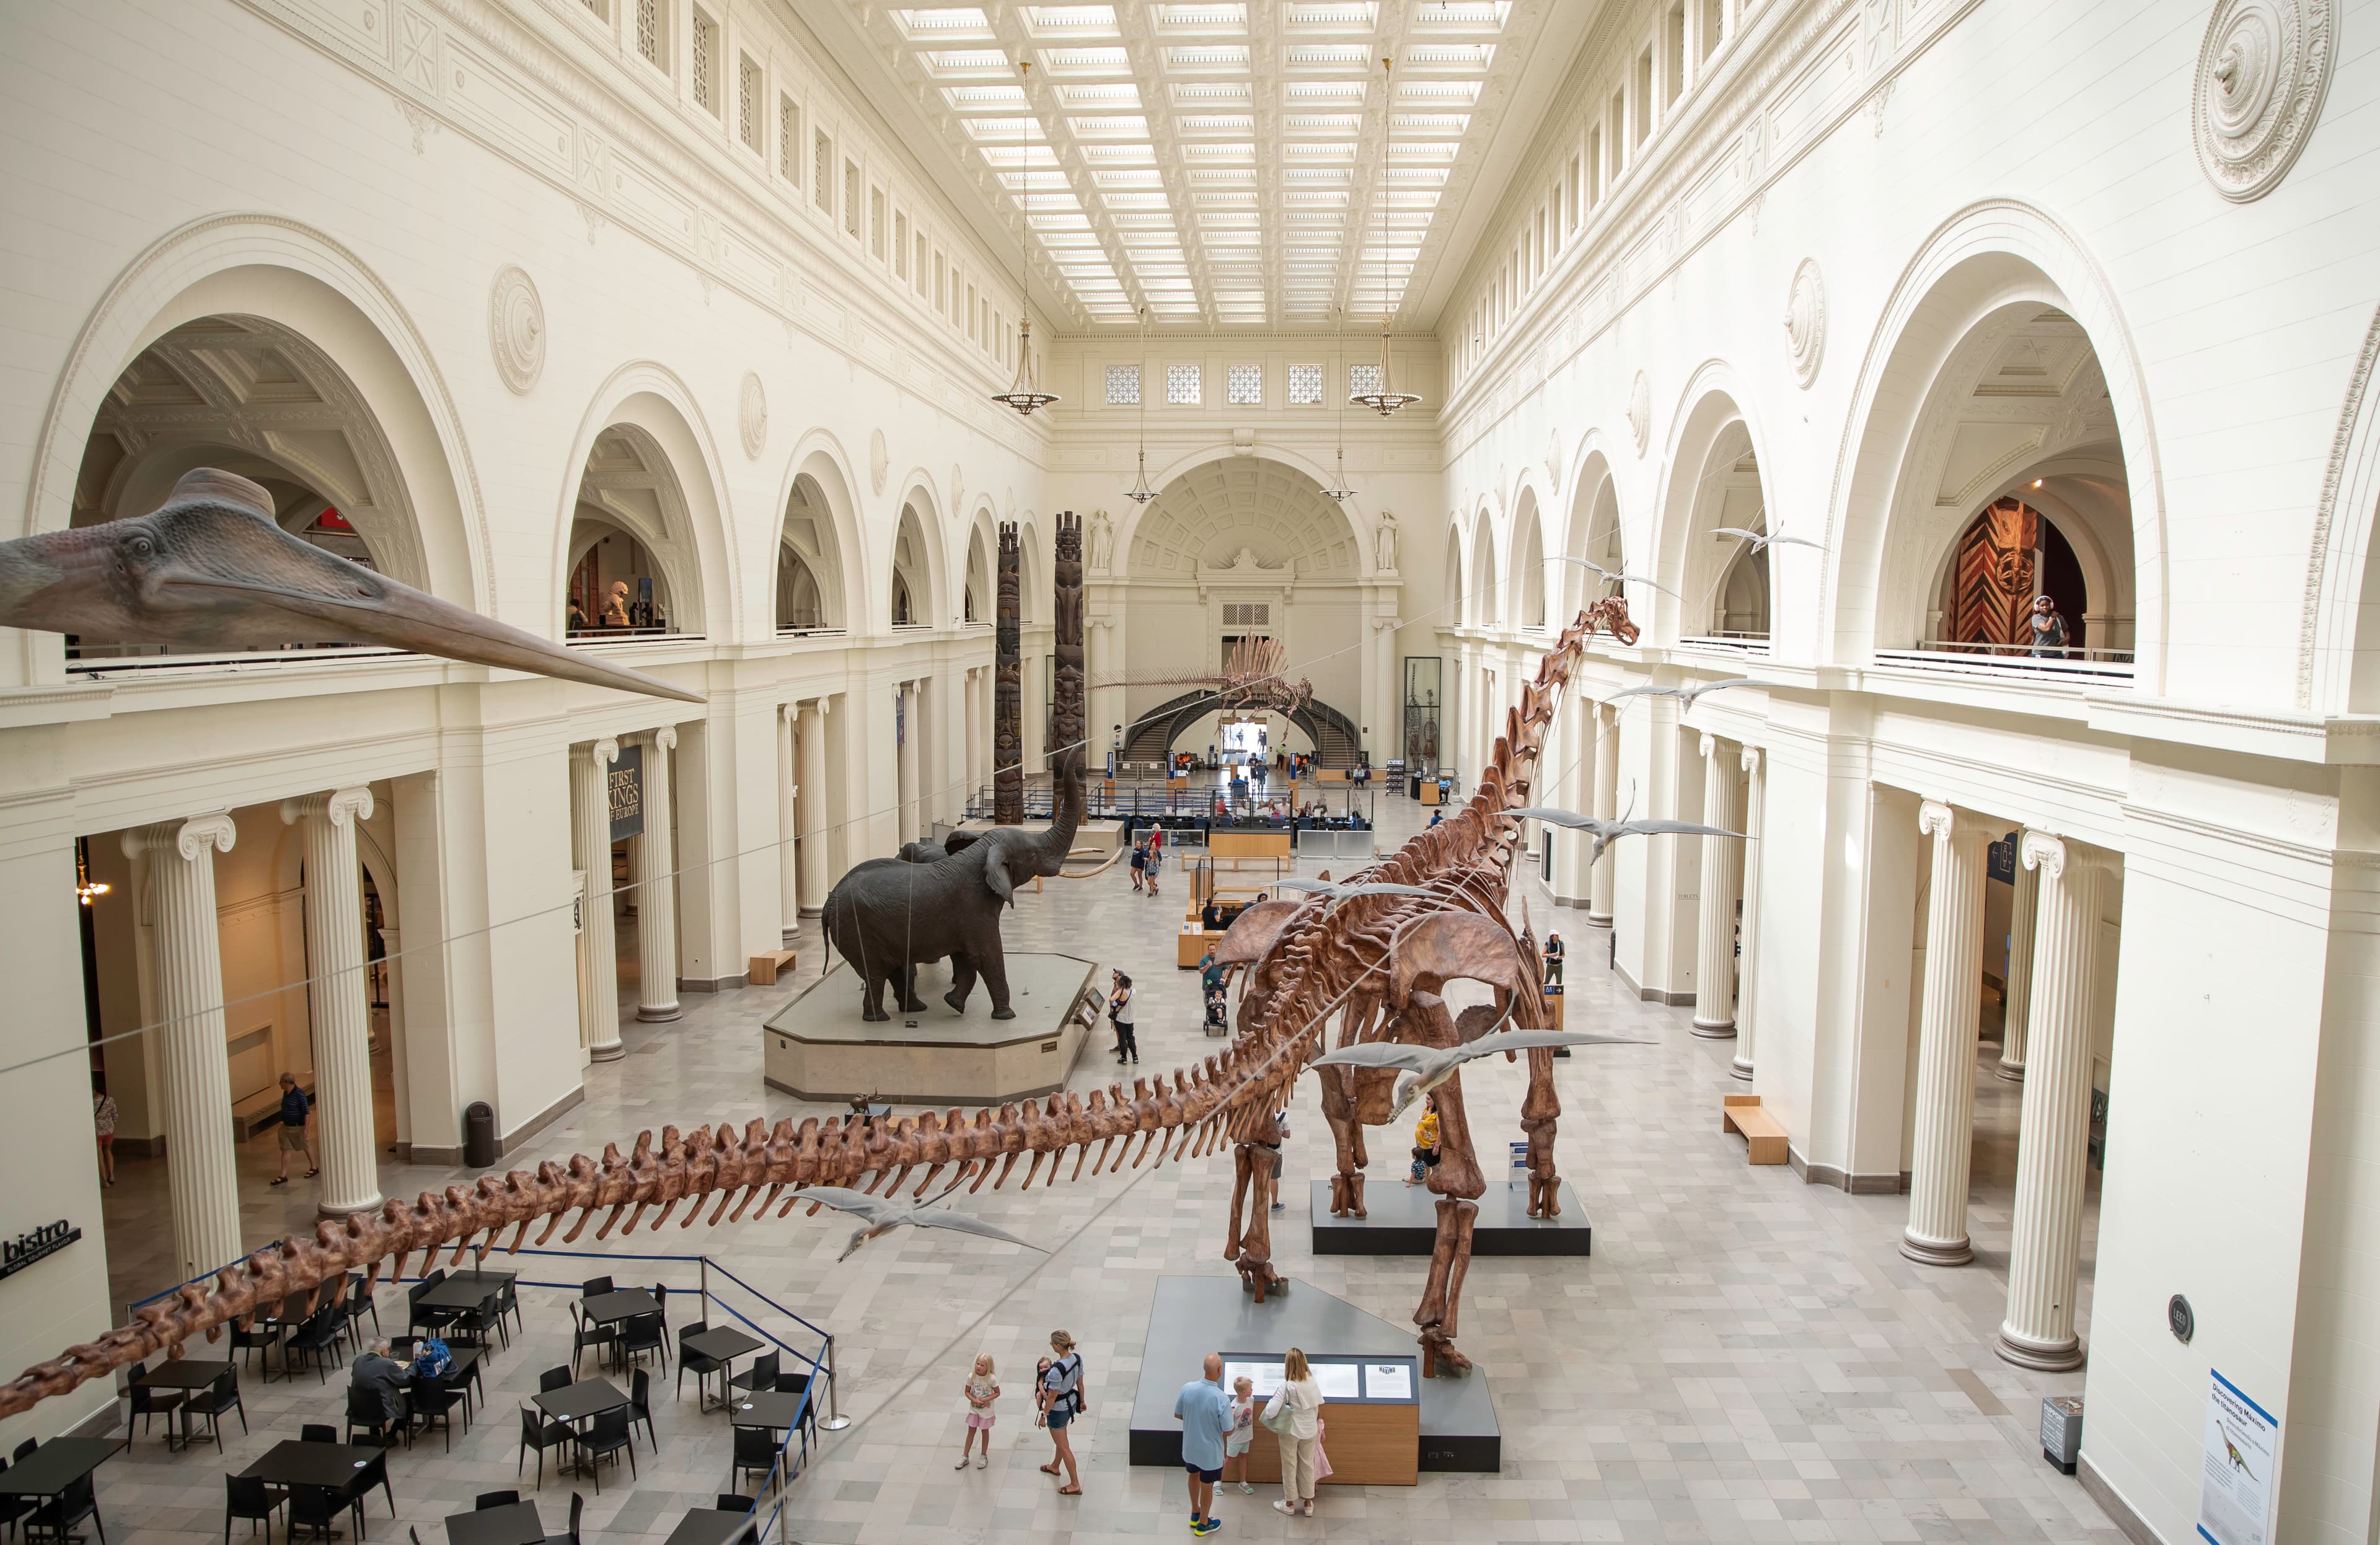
[0, 1, 2371, 1542]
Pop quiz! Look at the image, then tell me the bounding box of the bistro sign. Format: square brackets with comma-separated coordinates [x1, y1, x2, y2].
[0, 1220, 81, 1282]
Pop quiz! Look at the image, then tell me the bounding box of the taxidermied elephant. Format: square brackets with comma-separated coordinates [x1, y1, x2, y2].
[822, 750, 1085, 1021]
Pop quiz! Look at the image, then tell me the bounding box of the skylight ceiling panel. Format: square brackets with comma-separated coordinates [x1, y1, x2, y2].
[1284, 3, 1377, 30]
[945, 84, 1027, 109]
[1070, 115, 1150, 137]
[1409, 0, 1510, 29]
[997, 172, 1074, 196]
[1042, 46, 1131, 74]
[1183, 141, 1258, 159]
[1056, 82, 1141, 107]
[926, 48, 1013, 77]
[1187, 170, 1258, 186]
[1023, 5, 1119, 34]
[1171, 82, 1253, 104]
[894, 8, 993, 40]
[1285, 141, 1356, 160]
[1082, 143, 1158, 163]
[1165, 45, 1251, 69]
[1394, 113, 1470, 134]
[1403, 43, 1496, 69]
[1396, 79, 1482, 104]
[1285, 43, 1370, 68]
[1176, 114, 1255, 136]
[1285, 81, 1366, 105]
[1193, 190, 1258, 206]
[1102, 196, 1173, 213]
[1093, 168, 1165, 188]
[1283, 113, 1362, 136]
[1282, 190, 1349, 205]
[1282, 167, 1353, 185]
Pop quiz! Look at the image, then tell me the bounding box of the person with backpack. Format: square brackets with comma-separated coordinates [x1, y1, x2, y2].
[1036, 1330, 1086, 1495]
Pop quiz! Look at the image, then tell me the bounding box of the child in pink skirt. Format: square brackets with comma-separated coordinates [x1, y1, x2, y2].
[957, 1354, 1000, 1468]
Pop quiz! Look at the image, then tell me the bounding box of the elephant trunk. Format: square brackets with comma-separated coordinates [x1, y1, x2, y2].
[1020, 748, 1085, 879]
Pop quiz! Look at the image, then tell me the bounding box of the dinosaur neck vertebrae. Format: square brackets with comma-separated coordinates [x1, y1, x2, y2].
[0, 600, 1632, 1417]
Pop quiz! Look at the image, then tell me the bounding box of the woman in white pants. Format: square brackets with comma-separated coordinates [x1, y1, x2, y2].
[1265, 1347, 1324, 1517]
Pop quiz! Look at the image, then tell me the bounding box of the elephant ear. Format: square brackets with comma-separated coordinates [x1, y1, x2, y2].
[980, 835, 1018, 907]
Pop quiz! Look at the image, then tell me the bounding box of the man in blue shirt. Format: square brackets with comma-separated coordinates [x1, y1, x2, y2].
[1173, 1352, 1233, 1535]
[273, 1072, 316, 1185]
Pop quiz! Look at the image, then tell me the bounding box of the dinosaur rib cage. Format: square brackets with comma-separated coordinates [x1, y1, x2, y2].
[0, 603, 1628, 1419]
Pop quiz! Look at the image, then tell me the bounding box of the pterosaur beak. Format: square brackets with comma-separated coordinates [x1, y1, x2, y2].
[0, 469, 702, 703]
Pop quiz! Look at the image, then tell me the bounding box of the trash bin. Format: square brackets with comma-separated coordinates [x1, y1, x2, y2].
[1408, 773, 1422, 799]
[462, 1101, 497, 1169]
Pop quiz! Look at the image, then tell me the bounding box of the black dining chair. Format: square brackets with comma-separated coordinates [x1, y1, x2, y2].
[284, 1484, 350, 1545]
[537, 1366, 573, 1394]
[452, 1293, 506, 1352]
[537, 1493, 582, 1545]
[579, 1277, 614, 1298]
[229, 1318, 279, 1378]
[676, 1322, 723, 1406]
[286, 1306, 345, 1383]
[775, 1365, 822, 1449]
[187, 1369, 247, 1454]
[408, 1270, 457, 1338]
[568, 1304, 614, 1375]
[496, 1277, 523, 1339]
[627, 1368, 656, 1451]
[573, 1409, 635, 1494]
[29, 1474, 103, 1545]
[517, 1407, 571, 1490]
[616, 1313, 666, 1373]
[408, 1370, 464, 1454]
[729, 1351, 778, 1399]
[649, 1283, 669, 1330]
[714, 1495, 753, 1514]
[474, 1492, 519, 1512]
[344, 1384, 407, 1450]
[11, 1438, 35, 1462]
[351, 1448, 395, 1520]
[224, 1472, 281, 1544]
[125, 1361, 184, 1441]
[730, 1426, 777, 1491]
[342, 1275, 379, 1341]
[0, 1459, 30, 1540]
[301, 1424, 337, 1443]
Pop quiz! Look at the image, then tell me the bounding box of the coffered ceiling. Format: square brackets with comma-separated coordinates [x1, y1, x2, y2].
[848, 2, 1566, 330]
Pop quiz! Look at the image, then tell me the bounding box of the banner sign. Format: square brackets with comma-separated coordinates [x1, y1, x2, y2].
[608, 742, 645, 843]
[2197, 1368, 2276, 1545]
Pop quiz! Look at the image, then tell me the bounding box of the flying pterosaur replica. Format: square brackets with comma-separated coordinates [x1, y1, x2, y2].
[0, 469, 702, 703]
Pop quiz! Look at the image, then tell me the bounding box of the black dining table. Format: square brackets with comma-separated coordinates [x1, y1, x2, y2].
[681, 1326, 764, 1411]
[724, 1391, 808, 1432]
[129, 1358, 234, 1449]
[534, 1376, 628, 1425]
[415, 1270, 513, 1313]
[580, 1288, 659, 1326]
[443, 1500, 546, 1545]
[241, 1438, 386, 1491]
[663, 1508, 757, 1545]
[0, 1438, 122, 1502]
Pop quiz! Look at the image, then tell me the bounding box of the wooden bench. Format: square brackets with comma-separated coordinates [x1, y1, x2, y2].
[747, 948, 797, 986]
[1721, 1094, 1787, 1165]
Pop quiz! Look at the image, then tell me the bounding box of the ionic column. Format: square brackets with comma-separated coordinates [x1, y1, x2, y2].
[1588, 702, 1618, 925]
[1902, 799, 1986, 1266]
[280, 788, 382, 1215]
[123, 814, 243, 1279]
[632, 728, 680, 1023]
[896, 682, 922, 843]
[797, 700, 828, 913]
[777, 705, 800, 940]
[1998, 845, 2038, 1081]
[1997, 832, 2102, 1371]
[1732, 745, 1765, 1080]
[1691, 734, 1743, 1037]
[571, 737, 624, 1061]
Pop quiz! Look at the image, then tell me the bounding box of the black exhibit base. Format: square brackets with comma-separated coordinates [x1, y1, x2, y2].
[1126, 1274, 1501, 1474]
[1308, 1179, 1593, 1256]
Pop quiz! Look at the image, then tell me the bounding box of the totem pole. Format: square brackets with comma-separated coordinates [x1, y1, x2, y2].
[1053, 511, 1085, 768]
[994, 521, 1023, 824]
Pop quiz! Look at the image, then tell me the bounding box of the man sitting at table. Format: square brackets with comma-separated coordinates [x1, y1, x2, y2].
[351, 1337, 412, 1422]
[1201, 900, 1225, 930]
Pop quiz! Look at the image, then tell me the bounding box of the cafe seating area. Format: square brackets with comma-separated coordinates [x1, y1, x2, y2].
[10, 1269, 826, 1545]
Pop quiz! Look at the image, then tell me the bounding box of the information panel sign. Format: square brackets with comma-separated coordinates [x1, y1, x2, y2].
[2197, 1368, 2276, 1545]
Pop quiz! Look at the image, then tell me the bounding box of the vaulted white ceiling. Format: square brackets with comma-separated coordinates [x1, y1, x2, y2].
[855, 2, 1554, 330]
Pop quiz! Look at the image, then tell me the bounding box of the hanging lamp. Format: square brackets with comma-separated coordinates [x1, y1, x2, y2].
[1321, 309, 1357, 501]
[990, 60, 1059, 416]
[1126, 307, 1158, 503]
[1350, 56, 1422, 418]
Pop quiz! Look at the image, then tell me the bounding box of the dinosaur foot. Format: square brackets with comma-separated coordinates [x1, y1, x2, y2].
[1417, 1327, 1471, 1378]
[1235, 1251, 1285, 1303]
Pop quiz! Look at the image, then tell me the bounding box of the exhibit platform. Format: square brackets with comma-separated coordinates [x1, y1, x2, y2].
[759, 953, 1099, 1104]
[1308, 1179, 1593, 1256]
[1126, 1274, 1501, 1474]
[953, 816, 1123, 853]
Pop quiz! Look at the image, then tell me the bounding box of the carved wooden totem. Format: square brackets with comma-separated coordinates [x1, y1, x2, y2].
[994, 521, 1023, 824]
[1053, 511, 1085, 767]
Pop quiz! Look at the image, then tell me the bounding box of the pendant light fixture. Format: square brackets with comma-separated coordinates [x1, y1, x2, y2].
[1125, 307, 1158, 503]
[1321, 307, 1356, 501]
[990, 59, 1059, 417]
[1351, 55, 1422, 418]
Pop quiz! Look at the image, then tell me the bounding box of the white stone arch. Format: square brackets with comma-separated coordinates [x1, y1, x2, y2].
[960, 502, 1001, 626]
[1443, 518, 1469, 630]
[16, 213, 491, 684]
[1825, 200, 2168, 685]
[1115, 441, 1375, 573]
[778, 436, 866, 633]
[888, 484, 946, 629]
[553, 364, 739, 641]
[1651, 364, 1779, 644]
[1556, 439, 1626, 622]
[1470, 513, 1501, 628]
[2302, 305, 2380, 712]
[1014, 513, 1045, 625]
[1507, 484, 1549, 632]
[1916, 453, 2134, 656]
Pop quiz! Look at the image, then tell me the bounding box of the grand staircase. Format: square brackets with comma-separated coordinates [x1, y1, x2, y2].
[1122, 690, 1363, 768]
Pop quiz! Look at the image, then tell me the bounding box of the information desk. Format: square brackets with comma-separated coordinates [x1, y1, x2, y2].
[1210, 829, 1293, 860]
[1178, 925, 1223, 968]
[1222, 1354, 1419, 1486]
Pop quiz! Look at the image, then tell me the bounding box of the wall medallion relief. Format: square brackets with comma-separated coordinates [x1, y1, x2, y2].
[2193, 0, 2333, 202]
[1784, 258, 1828, 389]
[487, 266, 545, 395]
[870, 429, 889, 495]
[738, 373, 767, 460]
[1627, 372, 1651, 457]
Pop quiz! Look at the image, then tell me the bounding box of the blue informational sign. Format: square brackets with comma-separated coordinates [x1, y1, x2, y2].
[1988, 831, 2019, 884]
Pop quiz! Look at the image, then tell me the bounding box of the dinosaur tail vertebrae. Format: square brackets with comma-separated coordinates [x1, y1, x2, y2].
[0, 601, 1629, 1419]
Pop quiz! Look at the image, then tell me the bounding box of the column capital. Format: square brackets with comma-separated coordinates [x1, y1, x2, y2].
[1699, 731, 1721, 760]
[1740, 742, 1763, 773]
[123, 812, 237, 863]
[281, 787, 375, 829]
[2019, 828, 2093, 879]
[650, 724, 678, 752]
[588, 737, 620, 768]
[1917, 798, 1957, 839]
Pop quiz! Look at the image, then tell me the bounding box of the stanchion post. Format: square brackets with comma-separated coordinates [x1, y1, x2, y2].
[822, 1336, 850, 1430]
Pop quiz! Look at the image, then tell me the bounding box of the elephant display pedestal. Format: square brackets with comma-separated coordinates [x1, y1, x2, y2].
[1307, 1180, 1593, 1256]
[1124, 1275, 1501, 1474]
[760, 953, 1100, 1104]
[955, 815, 1126, 854]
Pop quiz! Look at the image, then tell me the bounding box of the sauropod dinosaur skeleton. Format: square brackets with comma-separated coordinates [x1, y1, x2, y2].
[0, 598, 1639, 1416]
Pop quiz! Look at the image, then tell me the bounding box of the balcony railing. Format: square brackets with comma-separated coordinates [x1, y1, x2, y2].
[1876, 640, 2135, 684]
[66, 641, 405, 678]
[1678, 632, 1771, 656]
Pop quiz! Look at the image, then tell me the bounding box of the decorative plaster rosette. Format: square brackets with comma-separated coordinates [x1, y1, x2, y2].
[487, 266, 545, 395]
[2192, 0, 2333, 203]
[1627, 372, 1651, 457]
[738, 372, 767, 459]
[870, 429, 889, 495]
[1784, 258, 1827, 389]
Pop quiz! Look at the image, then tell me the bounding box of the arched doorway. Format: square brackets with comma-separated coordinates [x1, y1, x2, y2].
[777, 472, 847, 633]
[566, 425, 703, 638]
